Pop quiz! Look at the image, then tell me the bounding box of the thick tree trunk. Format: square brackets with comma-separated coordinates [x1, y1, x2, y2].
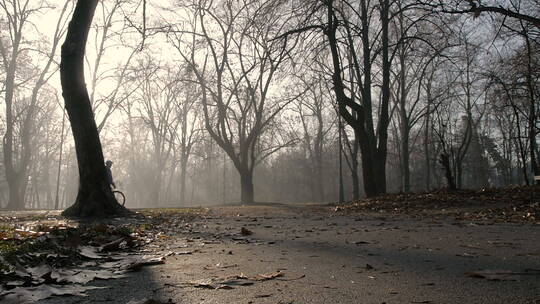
[239, 169, 254, 204]
[326, 1, 382, 198]
[456, 162, 463, 189]
[61, 0, 126, 217]
[357, 140, 378, 197]
[6, 175, 23, 210]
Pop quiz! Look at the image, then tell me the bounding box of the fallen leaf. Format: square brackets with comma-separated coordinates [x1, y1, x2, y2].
[241, 227, 253, 236]
[51, 269, 126, 284]
[256, 271, 283, 281]
[100, 237, 129, 252]
[0, 284, 106, 303]
[354, 241, 370, 245]
[464, 269, 540, 281]
[189, 271, 284, 289]
[78, 246, 103, 259]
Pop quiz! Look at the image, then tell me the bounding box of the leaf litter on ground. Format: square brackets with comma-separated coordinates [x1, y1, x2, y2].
[334, 185, 540, 223]
[0, 208, 205, 303]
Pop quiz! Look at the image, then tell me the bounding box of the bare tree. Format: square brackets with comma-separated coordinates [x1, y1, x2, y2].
[419, 0, 540, 29]
[0, 0, 71, 210]
[291, 73, 334, 201]
[168, 0, 299, 203]
[129, 58, 180, 205]
[278, 0, 395, 196]
[172, 67, 202, 205]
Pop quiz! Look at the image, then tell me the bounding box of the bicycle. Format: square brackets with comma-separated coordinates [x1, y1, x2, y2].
[113, 190, 126, 206]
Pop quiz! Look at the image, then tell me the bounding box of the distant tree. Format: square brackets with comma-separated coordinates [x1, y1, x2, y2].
[291, 73, 334, 202]
[0, 0, 71, 210]
[172, 68, 202, 205]
[129, 58, 180, 205]
[168, 0, 299, 203]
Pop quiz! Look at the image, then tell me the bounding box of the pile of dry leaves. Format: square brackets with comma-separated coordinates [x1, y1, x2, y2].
[334, 186, 539, 223]
[0, 210, 202, 303]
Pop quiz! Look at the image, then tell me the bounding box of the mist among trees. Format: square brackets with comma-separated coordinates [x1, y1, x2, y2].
[0, 0, 539, 212]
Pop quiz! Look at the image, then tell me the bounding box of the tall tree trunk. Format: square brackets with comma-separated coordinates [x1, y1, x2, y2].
[375, 0, 391, 195]
[524, 36, 540, 184]
[424, 94, 432, 191]
[61, 0, 126, 217]
[179, 157, 188, 205]
[3, 43, 22, 210]
[398, 41, 410, 192]
[401, 125, 410, 192]
[239, 168, 254, 204]
[326, 0, 378, 198]
[440, 153, 456, 190]
[350, 159, 360, 200]
[6, 176, 22, 210]
[55, 112, 66, 209]
[350, 133, 360, 200]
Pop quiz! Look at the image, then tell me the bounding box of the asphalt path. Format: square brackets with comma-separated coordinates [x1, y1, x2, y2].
[41, 204, 540, 304]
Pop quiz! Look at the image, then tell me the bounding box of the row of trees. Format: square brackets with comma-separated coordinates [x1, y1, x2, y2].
[0, 0, 538, 214]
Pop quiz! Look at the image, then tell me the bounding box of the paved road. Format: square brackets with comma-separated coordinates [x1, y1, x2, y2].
[42, 205, 540, 304]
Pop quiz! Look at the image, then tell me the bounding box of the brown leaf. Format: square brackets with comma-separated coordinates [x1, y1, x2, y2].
[27, 264, 52, 280]
[240, 227, 253, 236]
[78, 246, 103, 259]
[100, 237, 128, 252]
[51, 269, 126, 284]
[464, 270, 538, 281]
[256, 271, 283, 281]
[0, 284, 106, 303]
[189, 271, 284, 290]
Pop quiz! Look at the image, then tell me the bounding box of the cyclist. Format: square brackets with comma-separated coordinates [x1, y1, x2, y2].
[105, 160, 116, 189]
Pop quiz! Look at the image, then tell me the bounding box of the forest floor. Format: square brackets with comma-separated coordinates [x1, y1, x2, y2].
[0, 186, 539, 304]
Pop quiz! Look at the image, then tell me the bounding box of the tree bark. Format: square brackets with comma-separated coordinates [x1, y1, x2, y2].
[375, 0, 391, 195]
[440, 153, 456, 190]
[179, 157, 188, 205]
[240, 169, 254, 204]
[2, 29, 22, 210]
[60, 0, 127, 217]
[350, 143, 360, 200]
[524, 35, 540, 185]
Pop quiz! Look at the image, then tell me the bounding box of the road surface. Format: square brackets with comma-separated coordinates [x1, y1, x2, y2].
[41, 204, 540, 304]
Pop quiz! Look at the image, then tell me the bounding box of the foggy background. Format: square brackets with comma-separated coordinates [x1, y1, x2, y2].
[0, 0, 539, 209]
